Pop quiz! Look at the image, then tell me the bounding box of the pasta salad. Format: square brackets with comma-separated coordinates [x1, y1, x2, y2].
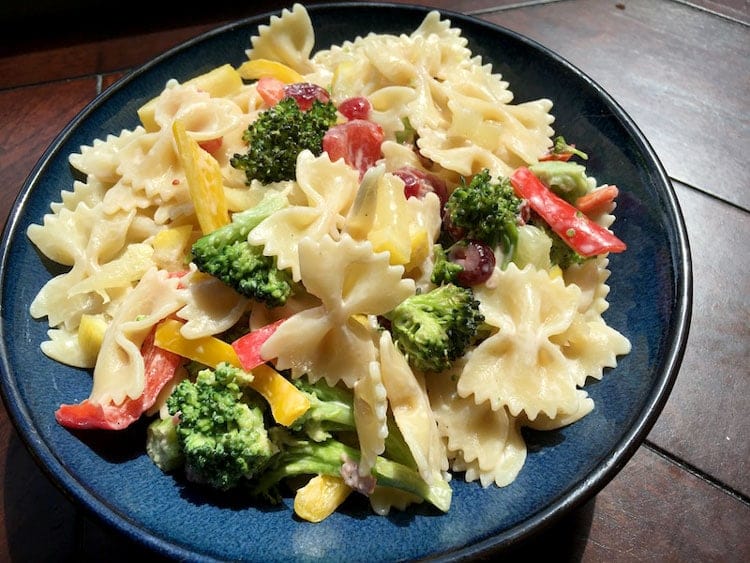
[27, 4, 631, 521]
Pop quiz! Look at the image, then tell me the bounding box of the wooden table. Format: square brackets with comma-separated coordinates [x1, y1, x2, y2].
[1, 1, 748, 560]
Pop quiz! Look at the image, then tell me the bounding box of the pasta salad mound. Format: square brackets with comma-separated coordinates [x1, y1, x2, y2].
[27, 3, 631, 522]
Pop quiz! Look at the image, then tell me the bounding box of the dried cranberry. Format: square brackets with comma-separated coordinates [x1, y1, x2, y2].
[283, 83, 330, 111]
[448, 240, 495, 286]
[338, 97, 371, 120]
[392, 166, 448, 208]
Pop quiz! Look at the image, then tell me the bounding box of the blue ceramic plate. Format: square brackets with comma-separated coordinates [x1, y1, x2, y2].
[0, 3, 691, 561]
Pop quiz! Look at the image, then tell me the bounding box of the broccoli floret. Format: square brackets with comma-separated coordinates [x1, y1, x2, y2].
[549, 135, 588, 160]
[165, 362, 277, 491]
[190, 193, 294, 307]
[529, 160, 590, 204]
[230, 96, 338, 184]
[443, 169, 523, 261]
[251, 431, 451, 513]
[430, 243, 464, 286]
[384, 284, 484, 373]
[146, 416, 184, 472]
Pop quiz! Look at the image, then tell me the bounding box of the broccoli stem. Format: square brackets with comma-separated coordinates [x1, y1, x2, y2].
[252, 437, 451, 512]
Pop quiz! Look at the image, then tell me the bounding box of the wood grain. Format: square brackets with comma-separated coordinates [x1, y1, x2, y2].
[1, 0, 748, 560]
[485, 0, 750, 209]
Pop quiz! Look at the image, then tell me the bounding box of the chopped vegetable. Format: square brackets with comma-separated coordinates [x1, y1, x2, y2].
[56, 328, 182, 430]
[154, 318, 309, 427]
[294, 474, 353, 523]
[510, 166, 626, 257]
[173, 119, 230, 234]
[576, 184, 620, 215]
[237, 58, 306, 84]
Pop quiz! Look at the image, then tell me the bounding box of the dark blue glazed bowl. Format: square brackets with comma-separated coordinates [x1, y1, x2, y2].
[0, 3, 691, 561]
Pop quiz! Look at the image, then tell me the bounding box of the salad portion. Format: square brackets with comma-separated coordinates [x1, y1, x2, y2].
[27, 4, 631, 522]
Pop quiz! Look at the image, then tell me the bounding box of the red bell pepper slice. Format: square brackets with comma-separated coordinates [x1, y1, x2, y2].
[510, 167, 626, 257]
[231, 318, 286, 371]
[55, 326, 183, 431]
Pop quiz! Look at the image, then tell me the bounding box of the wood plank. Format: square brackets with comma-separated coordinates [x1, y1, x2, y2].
[0, 1, 545, 90]
[682, 0, 750, 23]
[646, 182, 750, 497]
[0, 79, 97, 228]
[0, 405, 77, 560]
[503, 446, 750, 561]
[483, 0, 750, 209]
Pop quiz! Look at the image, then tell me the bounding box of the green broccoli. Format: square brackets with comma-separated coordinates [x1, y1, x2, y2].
[442, 169, 524, 263]
[289, 377, 415, 466]
[190, 192, 294, 307]
[148, 366, 450, 512]
[538, 220, 588, 269]
[548, 135, 589, 160]
[529, 160, 590, 204]
[430, 243, 464, 286]
[291, 377, 355, 442]
[146, 416, 184, 472]
[251, 430, 451, 513]
[159, 362, 278, 491]
[230, 96, 338, 184]
[384, 284, 484, 373]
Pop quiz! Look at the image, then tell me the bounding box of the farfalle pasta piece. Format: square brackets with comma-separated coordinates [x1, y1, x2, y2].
[40, 328, 94, 369]
[458, 263, 583, 420]
[89, 267, 187, 406]
[176, 268, 249, 339]
[519, 389, 595, 431]
[261, 234, 415, 388]
[428, 359, 526, 488]
[69, 127, 147, 184]
[27, 200, 99, 268]
[248, 151, 359, 281]
[67, 242, 154, 303]
[553, 313, 632, 387]
[379, 331, 449, 484]
[353, 360, 388, 476]
[564, 255, 613, 317]
[153, 83, 243, 143]
[246, 3, 316, 74]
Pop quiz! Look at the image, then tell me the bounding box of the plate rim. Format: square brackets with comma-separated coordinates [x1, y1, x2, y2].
[0, 3, 693, 560]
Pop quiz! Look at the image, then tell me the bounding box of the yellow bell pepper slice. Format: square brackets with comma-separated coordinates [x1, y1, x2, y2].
[138, 64, 243, 131]
[151, 225, 194, 270]
[250, 364, 311, 427]
[367, 173, 414, 265]
[294, 474, 352, 523]
[172, 119, 230, 235]
[155, 318, 240, 368]
[153, 319, 309, 426]
[77, 313, 108, 366]
[236, 59, 305, 84]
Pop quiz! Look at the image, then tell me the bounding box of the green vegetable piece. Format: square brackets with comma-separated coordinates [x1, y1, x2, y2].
[550, 135, 588, 160]
[430, 243, 464, 286]
[190, 192, 294, 307]
[529, 160, 590, 204]
[251, 432, 451, 513]
[166, 362, 277, 491]
[230, 97, 338, 184]
[146, 416, 184, 472]
[443, 169, 523, 261]
[385, 284, 484, 373]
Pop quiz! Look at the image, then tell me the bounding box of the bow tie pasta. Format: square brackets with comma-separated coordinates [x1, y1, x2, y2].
[26, 3, 630, 522]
